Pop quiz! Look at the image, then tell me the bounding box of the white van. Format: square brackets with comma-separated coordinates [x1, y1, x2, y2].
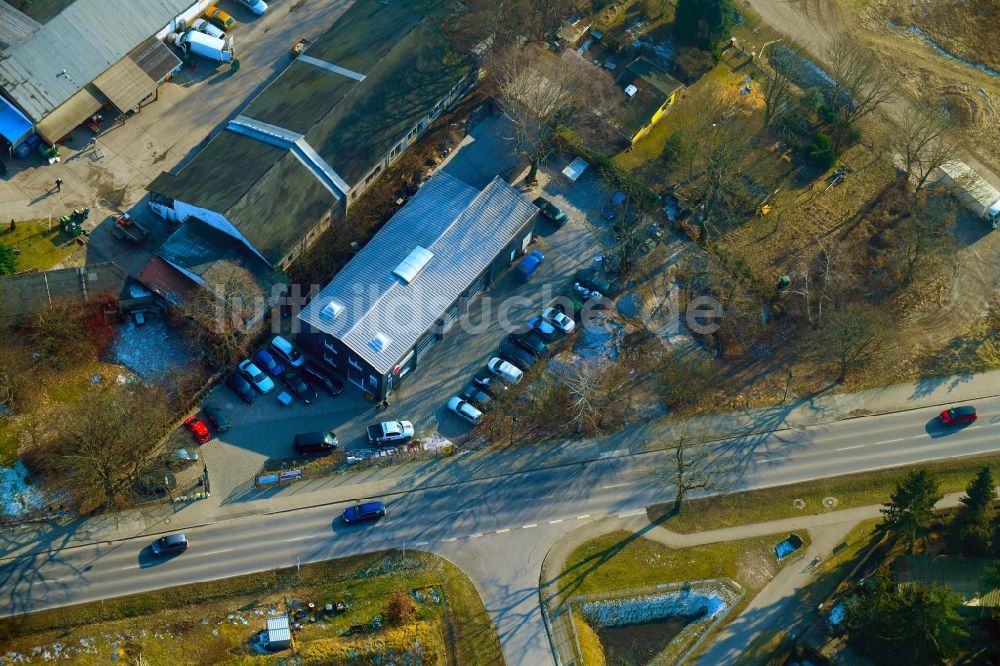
[175, 30, 233, 63]
[488, 357, 523, 384]
[191, 18, 226, 40]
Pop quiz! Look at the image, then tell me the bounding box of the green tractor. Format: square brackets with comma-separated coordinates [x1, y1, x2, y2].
[60, 207, 90, 238]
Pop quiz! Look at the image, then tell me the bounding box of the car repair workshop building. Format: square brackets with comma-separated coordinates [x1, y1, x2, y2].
[297, 172, 539, 401]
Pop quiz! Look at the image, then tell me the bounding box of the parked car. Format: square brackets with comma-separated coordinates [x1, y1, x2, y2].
[500, 341, 537, 370]
[473, 372, 509, 397]
[270, 335, 305, 367]
[293, 430, 337, 456]
[939, 405, 977, 426]
[533, 197, 568, 226]
[202, 403, 230, 433]
[367, 421, 414, 445]
[203, 6, 236, 30]
[516, 250, 545, 280]
[190, 17, 225, 39]
[225, 371, 256, 402]
[343, 501, 386, 524]
[302, 362, 344, 396]
[542, 306, 575, 333]
[576, 268, 618, 296]
[238, 360, 275, 393]
[461, 384, 493, 410]
[282, 370, 317, 404]
[509, 331, 547, 358]
[448, 396, 483, 425]
[151, 533, 188, 556]
[172, 448, 198, 463]
[236, 0, 267, 14]
[254, 349, 284, 376]
[183, 415, 211, 444]
[488, 357, 523, 384]
[527, 316, 558, 341]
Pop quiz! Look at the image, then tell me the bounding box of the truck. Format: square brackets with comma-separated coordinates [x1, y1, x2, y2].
[367, 420, 414, 446]
[111, 213, 149, 244]
[935, 160, 1000, 229]
[174, 30, 234, 63]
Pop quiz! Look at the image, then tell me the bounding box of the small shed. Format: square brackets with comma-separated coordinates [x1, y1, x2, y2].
[266, 615, 291, 651]
[562, 157, 589, 182]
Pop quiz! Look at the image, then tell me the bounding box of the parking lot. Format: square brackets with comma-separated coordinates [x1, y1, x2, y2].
[0, 0, 356, 274]
[194, 114, 623, 505]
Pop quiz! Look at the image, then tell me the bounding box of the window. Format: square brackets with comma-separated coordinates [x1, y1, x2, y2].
[390, 142, 402, 158]
[348, 356, 362, 371]
[323, 352, 338, 367]
[323, 338, 337, 352]
[369, 374, 378, 388]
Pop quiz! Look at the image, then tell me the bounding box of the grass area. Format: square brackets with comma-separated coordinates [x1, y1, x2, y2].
[573, 609, 607, 666]
[0, 550, 502, 665]
[648, 453, 1000, 533]
[559, 530, 808, 664]
[0, 220, 76, 272]
[0, 420, 18, 466]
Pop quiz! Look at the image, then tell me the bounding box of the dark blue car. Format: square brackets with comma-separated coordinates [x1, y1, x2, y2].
[254, 349, 283, 376]
[342, 501, 386, 524]
[225, 372, 256, 403]
[516, 250, 545, 280]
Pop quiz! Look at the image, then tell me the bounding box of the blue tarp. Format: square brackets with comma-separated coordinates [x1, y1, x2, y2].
[775, 533, 804, 560]
[0, 98, 33, 147]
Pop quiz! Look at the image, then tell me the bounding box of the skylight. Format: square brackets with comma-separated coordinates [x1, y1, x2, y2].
[369, 333, 391, 352]
[320, 300, 343, 322]
[392, 246, 434, 284]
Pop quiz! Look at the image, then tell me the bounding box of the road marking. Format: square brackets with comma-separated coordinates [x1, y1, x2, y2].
[202, 547, 235, 555]
[44, 578, 64, 583]
[599, 449, 627, 458]
[617, 508, 646, 518]
[602, 482, 633, 489]
[757, 456, 788, 462]
[283, 535, 314, 542]
[496, 528, 510, 534]
[120, 565, 138, 570]
[443, 537, 458, 542]
[871, 437, 905, 446]
[451, 508, 475, 513]
[549, 519, 564, 524]
[577, 515, 591, 520]
[522, 523, 538, 529]
[469, 533, 483, 538]
[414, 542, 429, 546]
[836, 445, 865, 451]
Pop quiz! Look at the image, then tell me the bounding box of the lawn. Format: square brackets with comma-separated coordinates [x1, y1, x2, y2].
[0, 550, 503, 665]
[0, 220, 76, 272]
[557, 530, 808, 665]
[648, 453, 1000, 533]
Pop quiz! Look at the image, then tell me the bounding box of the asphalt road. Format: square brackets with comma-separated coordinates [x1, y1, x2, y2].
[3, 397, 1000, 665]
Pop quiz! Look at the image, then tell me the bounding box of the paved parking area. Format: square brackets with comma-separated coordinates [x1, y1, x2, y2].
[197, 115, 621, 505]
[0, 0, 356, 274]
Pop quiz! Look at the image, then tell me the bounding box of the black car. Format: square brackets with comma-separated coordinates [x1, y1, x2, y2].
[202, 403, 230, 433]
[509, 331, 547, 358]
[225, 372, 256, 403]
[533, 196, 568, 226]
[461, 384, 493, 411]
[576, 268, 617, 296]
[473, 372, 509, 398]
[282, 370, 318, 404]
[151, 533, 188, 556]
[302, 362, 344, 397]
[499, 340, 537, 370]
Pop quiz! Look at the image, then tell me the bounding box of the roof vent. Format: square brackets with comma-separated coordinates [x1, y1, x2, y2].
[392, 246, 434, 284]
[319, 300, 343, 322]
[624, 84, 638, 98]
[369, 333, 391, 352]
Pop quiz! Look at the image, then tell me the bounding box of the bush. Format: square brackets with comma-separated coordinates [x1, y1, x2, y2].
[806, 133, 837, 169]
[386, 590, 417, 625]
[0, 243, 16, 275]
[673, 46, 716, 84]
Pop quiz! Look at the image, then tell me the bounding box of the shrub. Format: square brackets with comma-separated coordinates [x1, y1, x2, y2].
[673, 46, 716, 84]
[386, 590, 417, 625]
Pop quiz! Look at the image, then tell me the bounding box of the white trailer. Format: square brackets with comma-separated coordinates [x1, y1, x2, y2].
[174, 30, 234, 63]
[935, 160, 1000, 229]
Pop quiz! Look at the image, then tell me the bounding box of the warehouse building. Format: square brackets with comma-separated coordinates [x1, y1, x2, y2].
[297, 172, 539, 401]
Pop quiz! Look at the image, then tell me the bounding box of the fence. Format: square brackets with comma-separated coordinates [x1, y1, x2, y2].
[565, 578, 744, 666]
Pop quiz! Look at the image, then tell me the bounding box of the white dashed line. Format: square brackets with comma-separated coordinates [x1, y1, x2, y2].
[443, 537, 458, 542]
[836, 445, 865, 452]
[496, 528, 510, 534]
[469, 534, 483, 539]
[599, 449, 628, 458]
[617, 508, 646, 518]
[414, 541, 429, 546]
[549, 519, 564, 524]
[577, 515, 591, 520]
[602, 482, 633, 489]
[120, 565, 138, 571]
[872, 437, 905, 446]
[202, 548, 235, 556]
[522, 523, 538, 529]
[283, 535, 314, 542]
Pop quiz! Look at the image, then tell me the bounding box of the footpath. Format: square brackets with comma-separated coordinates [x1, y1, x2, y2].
[539, 490, 982, 666]
[3, 369, 999, 558]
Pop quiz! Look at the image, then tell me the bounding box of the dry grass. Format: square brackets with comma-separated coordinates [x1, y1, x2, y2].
[0, 220, 77, 272]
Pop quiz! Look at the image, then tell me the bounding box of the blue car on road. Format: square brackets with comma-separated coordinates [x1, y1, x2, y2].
[342, 501, 386, 524]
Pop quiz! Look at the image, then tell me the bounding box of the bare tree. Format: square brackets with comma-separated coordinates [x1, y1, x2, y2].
[184, 265, 264, 367]
[488, 44, 619, 182]
[662, 429, 715, 515]
[761, 64, 793, 128]
[818, 302, 891, 382]
[788, 241, 848, 327]
[892, 106, 959, 192]
[826, 37, 897, 126]
[560, 364, 603, 434]
[488, 0, 587, 46]
[46, 383, 171, 512]
[25, 299, 95, 368]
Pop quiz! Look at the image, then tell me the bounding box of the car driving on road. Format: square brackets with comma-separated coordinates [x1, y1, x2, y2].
[151, 533, 188, 556]
[342, 501, 386, 524]
[238, 359, 274, 393]
[939, 405, 977, 426]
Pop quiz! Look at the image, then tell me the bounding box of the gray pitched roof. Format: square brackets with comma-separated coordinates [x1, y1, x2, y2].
[0, 0, 191, 121]
[298, 173, 538, 374]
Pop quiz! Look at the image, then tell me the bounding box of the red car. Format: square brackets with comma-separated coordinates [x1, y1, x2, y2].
[183, 415, 211, 444]
[939, 406, 977, 426]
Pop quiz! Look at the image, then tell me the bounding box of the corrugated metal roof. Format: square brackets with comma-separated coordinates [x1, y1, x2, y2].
[0, 0, 191, 122]
[298, 173, 538, 374]
[0, 3, 40, 52]
[266, 615, 291, 644]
